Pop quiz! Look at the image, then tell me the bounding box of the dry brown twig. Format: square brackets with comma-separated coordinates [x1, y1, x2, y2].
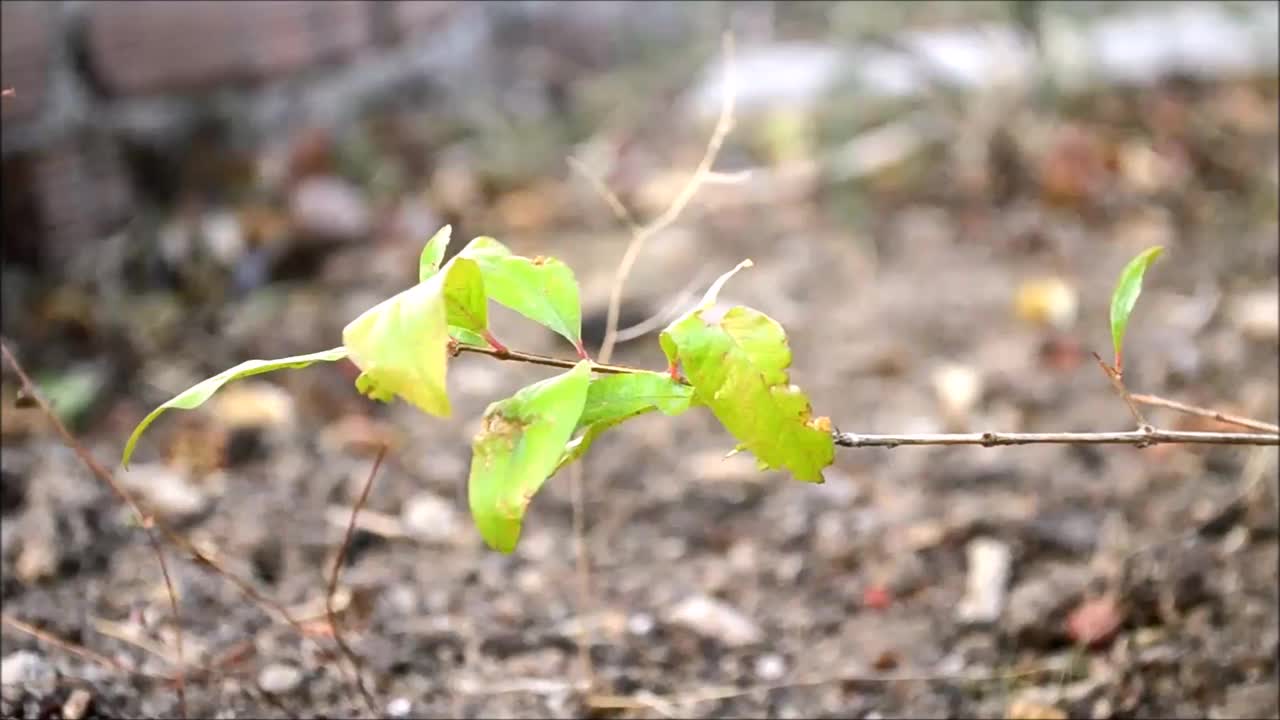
[575, 31, 738, 367]
[1, 338, 371, 714]
[326, 446, 388, 717]
[1, 614, 160, 682]
[560, 31, 740, 698]
[0, 341, 189, 719]
[1129, 393, 1280, 434]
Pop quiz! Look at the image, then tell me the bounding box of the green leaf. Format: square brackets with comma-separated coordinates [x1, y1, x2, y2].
[660, 260, 834, 483]
[122, 347, 348, 468]
[660, 259, 754, 369]
[458, 236, 584, 351]
[556, 372, 694, 471]
[37, 365, 107, 425]
[443, 257, 487, 333]
[449, 327, 488, 347]
[468, 361, 592, 552]
[343, 269, 451, 417]
[355, 371, 394, 403]
[418, 225, 452, 283]
[578, 372, 694, 426]
[1109, 246, 1164, 371]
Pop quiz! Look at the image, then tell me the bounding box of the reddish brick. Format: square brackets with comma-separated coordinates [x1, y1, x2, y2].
[242, 1, 316, 78]
[390, 1, 458, 44]
[85, 1, 248, 96]
[29, 134, 134, 267]
[312, 1, 375, 62]
[0, 1, 54, 123]
[84, 1, 352, 96]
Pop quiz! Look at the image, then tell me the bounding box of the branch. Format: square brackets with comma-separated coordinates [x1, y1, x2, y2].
[326, 446, 386, 716]
[834, 429, 1278, 448]
[448, 340, 1279, 447]
[574, 31, 738, 366]
[1130, 393, 1280, 434]
[452, 342, 662, 377]
[0, 341, 189, 720]
[1, 338, 359, 710]
[1092, 352, 1149, 428]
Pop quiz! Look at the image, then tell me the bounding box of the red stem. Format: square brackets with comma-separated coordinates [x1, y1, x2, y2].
[482, 330, 510, 357]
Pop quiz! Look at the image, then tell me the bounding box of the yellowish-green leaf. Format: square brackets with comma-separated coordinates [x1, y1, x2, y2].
[556, 372, 695, 471]
[443, 257, 487, 333]
[458, 236, 584, 352]
[661, 263, 833, 483]
[122, 347, 349, 468]
[578, 372, 694, 425]
[660, 259, 753, 369]
[343, 269, 451, 417]
[449, 327, 488, 347]
[469, 361, 591, 552]
[1110, 246, 1164, 371]
[419, 225, 452, 283]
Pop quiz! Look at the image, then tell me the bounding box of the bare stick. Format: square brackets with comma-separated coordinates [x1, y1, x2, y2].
[1092, 352, 1149, 428]
[0, 341, 189, 719]
[2, 614, 163, 681]
[327, 445, 387, 716]
[449, 340, 1278, 446]
[2, 338, 354, 710]
[452, 343, 655, 377]
[614, 267, 716, 343]
[834, 429, 1277, 448]
[568, 462, 596, 692]
[586, 31, 738, 366]
[1130, 393, 1280, 434]
[586, 663, 1072, 715]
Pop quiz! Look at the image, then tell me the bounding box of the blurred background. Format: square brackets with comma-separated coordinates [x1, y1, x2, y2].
[2, 1, 1277, 717]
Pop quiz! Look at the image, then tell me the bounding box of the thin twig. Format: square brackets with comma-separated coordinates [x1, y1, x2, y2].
[1130, 393, 1280, 434]
[568, 462, 596, 693]
[1, 338, 360, 710]
[450, 341, 1278, 447]
[834, 429, 1277, 447]
[559, 33, 738, 704]
[0, 341, 189, 720]
[588, 31, 737, 366]
[614, 267, 716, 343]
[585, 661, 1069, 713]
[327, 446, 387, 717]
[1092, 352, 1149, 428]
[453, 343, 657, 377]
[2, 614, 153, 680]
[466, 662, 1080, 716]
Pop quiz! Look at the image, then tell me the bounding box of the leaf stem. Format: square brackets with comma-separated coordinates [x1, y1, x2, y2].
[482, 330, 511, 357]
[454, 343, 661, 377]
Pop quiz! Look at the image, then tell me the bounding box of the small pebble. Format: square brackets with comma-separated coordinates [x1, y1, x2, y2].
[667, 594, 764, 647]
[1, 651, 56, 694]
[257, 663, 303, 695]
[1005, 697, 1068, 720]
[400, 492, 459, 544]
[754, 653, 787, 681]
[62, 688, 93, 720]
[1065, 595, 1124, 648]
[115, 464, 209, 522]
[627, 612, 655, 637]
[956, 537, 1012, 624]
[386, 697, 413, 717]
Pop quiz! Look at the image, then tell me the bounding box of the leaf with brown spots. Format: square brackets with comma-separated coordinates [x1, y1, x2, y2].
[468, 361, 591, 552]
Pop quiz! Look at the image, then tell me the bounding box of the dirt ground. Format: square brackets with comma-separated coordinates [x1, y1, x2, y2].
[2, 20, 1279, 720]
